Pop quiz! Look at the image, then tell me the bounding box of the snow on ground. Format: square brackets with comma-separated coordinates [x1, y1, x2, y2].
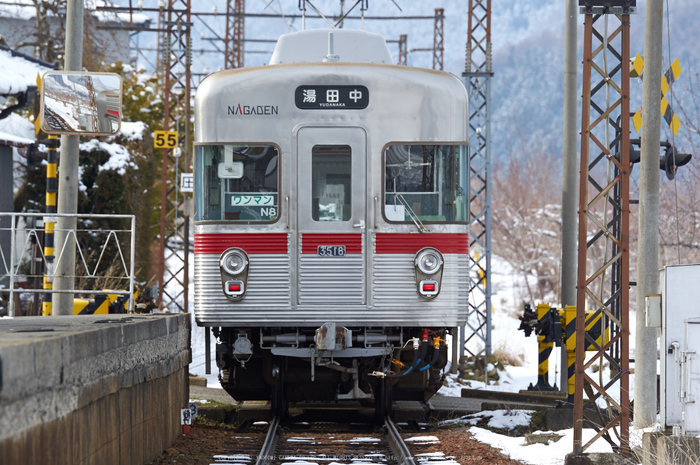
[470, 426, 613, 465]
[443, 410, 535, 430]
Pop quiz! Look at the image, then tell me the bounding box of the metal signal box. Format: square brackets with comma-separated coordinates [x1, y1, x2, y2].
[661, 264, 700, 434]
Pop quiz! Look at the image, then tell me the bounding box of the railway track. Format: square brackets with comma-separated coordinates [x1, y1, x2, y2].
[212, 416, 420, 465]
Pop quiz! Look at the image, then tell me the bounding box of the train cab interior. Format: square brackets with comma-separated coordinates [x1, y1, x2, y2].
[196, 144, 279, 222]
[384, 144, 468, 223]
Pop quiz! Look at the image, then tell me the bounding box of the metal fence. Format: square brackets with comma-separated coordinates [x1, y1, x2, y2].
[0, 212, 136, 316]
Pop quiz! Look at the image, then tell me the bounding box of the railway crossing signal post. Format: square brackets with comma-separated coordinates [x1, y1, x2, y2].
[574, 1, 633, 456]
[463, 0, 493, 361]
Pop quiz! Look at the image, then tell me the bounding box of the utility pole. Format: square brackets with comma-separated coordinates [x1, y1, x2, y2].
[398, 34, 407, 65]
[635, 0, 663, 429]
[158, 0, 191, 312]
[560, 0, 578, 393]
[432, 8, 444, 71]
[52, 0, 84, 315]
[224, 0, 245, 69]
[574, 3, 632, 455]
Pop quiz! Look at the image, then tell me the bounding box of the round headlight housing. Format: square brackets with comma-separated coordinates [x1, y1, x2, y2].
[220, 249, 248, 276]
[415, 248, 443, 275]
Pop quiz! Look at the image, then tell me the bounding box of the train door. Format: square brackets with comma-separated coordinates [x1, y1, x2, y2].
[296, 127, 367, 306]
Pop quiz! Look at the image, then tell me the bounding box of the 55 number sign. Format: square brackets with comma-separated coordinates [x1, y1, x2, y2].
[154, 130, 177, 149]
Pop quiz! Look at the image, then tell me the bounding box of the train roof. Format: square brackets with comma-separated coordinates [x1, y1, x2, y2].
[269, 29, 393, 65]
[195, 30, 467, 145]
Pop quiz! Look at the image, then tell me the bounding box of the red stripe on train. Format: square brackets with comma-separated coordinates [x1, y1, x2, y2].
[194, 233, 288, 254]
[375, 233, 468, 254]
[301, 233, 362, 254]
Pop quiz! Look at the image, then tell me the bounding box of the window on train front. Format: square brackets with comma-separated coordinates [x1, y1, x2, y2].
[384, 144, 468, 223]
[195, 145, 279, 222]
[312, 145, 351, 222]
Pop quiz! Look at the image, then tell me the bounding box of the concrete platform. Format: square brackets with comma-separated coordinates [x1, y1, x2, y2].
[0, 313, 190, 465]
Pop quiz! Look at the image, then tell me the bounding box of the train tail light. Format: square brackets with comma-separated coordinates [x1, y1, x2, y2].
[419, 280, 439, 297]
[224, 280, 245, 297]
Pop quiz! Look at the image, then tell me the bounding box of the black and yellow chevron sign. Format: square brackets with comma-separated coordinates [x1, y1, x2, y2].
[632, 54, 682, 136]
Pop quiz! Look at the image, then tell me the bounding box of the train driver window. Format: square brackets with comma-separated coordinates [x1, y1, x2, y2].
[311, 145, 352, 222]
[384, 144, 468, 223]
[195, 144, 279, 222]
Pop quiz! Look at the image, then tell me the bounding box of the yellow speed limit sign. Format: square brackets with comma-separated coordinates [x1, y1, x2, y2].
[154, 130, 177, 149]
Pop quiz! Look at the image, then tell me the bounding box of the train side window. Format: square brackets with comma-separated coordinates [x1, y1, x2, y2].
[384, 144, 468, 223]
[195, 144, 279, 222]
[311, 145, 351, 222]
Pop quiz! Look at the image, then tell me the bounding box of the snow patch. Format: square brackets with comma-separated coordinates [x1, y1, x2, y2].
[0, 113, 35, 145]
[443, 410, 534, 430]
[116, 121, 146, 141]
[469, 426, 613, 465]
[0, 49, 52, 95]
[79, 140, 136, 175]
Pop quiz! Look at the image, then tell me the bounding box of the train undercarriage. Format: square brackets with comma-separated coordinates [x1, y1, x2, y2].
[214, 325, 449, 416]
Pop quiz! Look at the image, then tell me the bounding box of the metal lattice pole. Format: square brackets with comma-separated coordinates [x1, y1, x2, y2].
[158, 0, 192, 312]
[225, 0, 245, 69]
[156, 6, 166, 77]
[432, 8, 444, 71]
[398, 34, 407, 66]
[574, 6, 631, 455]
[463, 0, 492, 360]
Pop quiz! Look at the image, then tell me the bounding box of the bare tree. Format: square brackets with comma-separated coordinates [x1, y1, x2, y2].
[492, 137, 563, 304]
[13, 0, 65, 64]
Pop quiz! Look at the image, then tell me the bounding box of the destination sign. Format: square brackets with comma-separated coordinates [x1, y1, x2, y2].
[295, 85, 369, 110]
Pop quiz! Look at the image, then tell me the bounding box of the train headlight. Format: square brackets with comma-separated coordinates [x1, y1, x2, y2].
[415, 248, 443, 275]
[220, 249, 248, 276]
[414, 248, 444, 299]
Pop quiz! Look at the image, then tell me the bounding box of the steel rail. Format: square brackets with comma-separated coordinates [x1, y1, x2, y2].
[255, 415, 281, 465]
[384, 416, 417, 465]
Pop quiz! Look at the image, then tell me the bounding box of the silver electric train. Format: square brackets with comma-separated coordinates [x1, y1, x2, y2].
[194, 29, 469, 416]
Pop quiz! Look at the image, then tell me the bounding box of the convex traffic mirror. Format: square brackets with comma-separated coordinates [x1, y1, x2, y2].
[40, 71, 123, 136]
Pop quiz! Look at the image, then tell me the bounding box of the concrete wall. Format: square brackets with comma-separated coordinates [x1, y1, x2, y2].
[0, 314, 190, 465]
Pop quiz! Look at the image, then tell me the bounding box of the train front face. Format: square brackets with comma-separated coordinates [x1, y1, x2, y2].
[193, 30, 469, 409]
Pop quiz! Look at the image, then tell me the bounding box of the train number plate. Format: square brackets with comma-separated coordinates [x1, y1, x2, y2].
[317, 245, 346, 257]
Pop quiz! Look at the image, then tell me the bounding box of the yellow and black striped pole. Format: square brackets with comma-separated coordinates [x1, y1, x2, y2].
[565, 305, 577, 405]
[534, 303, 554, 390]
[41, 135, 58, 316]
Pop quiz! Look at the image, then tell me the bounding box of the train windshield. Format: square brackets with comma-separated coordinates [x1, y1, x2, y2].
[384, 144, 468, 223]
[195, 144, 279, 222]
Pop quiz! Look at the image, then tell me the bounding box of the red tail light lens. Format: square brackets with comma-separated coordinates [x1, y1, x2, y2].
[224, 280, 245, 297]
[419, 280, 439, 297]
